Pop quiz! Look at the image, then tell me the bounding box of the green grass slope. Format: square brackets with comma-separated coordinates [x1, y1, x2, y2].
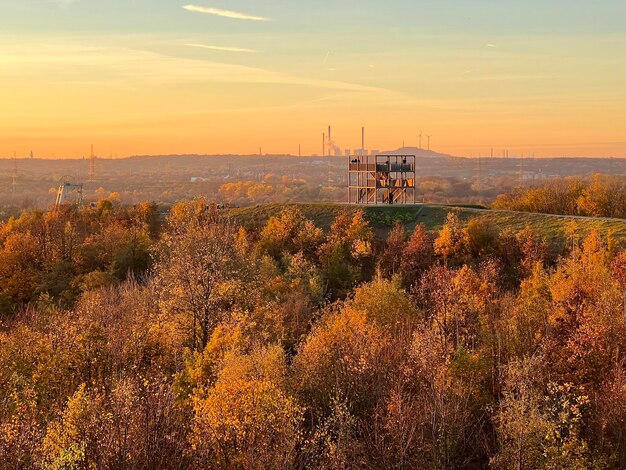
[224, 203, 626, 242]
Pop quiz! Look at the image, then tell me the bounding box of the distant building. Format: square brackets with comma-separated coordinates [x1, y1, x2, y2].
[334, 148, 342, 157]
[354, 149, 369, 156]
[370, 149, 380, 156]
[345, 149, 351, 157]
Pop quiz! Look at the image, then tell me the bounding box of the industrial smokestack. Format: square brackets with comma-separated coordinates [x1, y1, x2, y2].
[361, 127, 365, 155]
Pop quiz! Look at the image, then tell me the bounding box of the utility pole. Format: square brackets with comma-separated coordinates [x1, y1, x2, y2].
[260, 146, 265, 181]
[88, 145, 96, 182]
[327, 160, 332, 186]
[477, 153, 483, 203]
[12, 152, 18, 193]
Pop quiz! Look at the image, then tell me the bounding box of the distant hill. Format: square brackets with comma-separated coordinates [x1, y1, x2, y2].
[380, 147, 453, 159]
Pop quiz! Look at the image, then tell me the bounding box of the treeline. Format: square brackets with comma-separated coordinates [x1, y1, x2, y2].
[218, 176, 345, 206]
[0, 200, 158, 315]
[217, 175, 493, 207]
[493, 173, 626, 218]
[2, 201, 626, 468]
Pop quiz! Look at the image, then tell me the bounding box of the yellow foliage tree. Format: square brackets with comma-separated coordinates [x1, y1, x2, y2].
[41, 384, 113, 469]
[190, 345, 302, 469]
[434, 212, 467, 266]
[292, 306, 391, 417]
[350, 276, 420, 328]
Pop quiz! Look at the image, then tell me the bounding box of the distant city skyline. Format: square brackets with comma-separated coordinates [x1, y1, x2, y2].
[1, 0, 626, 158]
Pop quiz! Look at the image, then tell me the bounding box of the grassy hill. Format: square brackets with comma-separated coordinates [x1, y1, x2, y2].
[224, 203, 626, 242]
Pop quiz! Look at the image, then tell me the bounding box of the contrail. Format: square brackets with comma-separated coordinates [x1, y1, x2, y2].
[186, 43, 257, 53]
[183, 4, 270, 21]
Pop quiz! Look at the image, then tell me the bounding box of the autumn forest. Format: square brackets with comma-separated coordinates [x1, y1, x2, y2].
[2, 199, 626, 469]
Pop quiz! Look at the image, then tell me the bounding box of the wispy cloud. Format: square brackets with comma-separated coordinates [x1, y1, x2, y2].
[461, 73, 564, 82]
[486, 43, 497, 48]
[182, 4, 270, 21]
[0, 41, 391, 95]
[186, 43, 256, 53]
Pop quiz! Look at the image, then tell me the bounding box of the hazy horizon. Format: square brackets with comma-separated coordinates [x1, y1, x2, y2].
[2, 149, 626, 161]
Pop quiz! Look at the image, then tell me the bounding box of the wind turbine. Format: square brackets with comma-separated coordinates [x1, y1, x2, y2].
[427, 135, 433, 151]
[418, 132, 423, 149]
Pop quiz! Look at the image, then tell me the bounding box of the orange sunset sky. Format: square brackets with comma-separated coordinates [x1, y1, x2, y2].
[1, 0, 626, 158]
